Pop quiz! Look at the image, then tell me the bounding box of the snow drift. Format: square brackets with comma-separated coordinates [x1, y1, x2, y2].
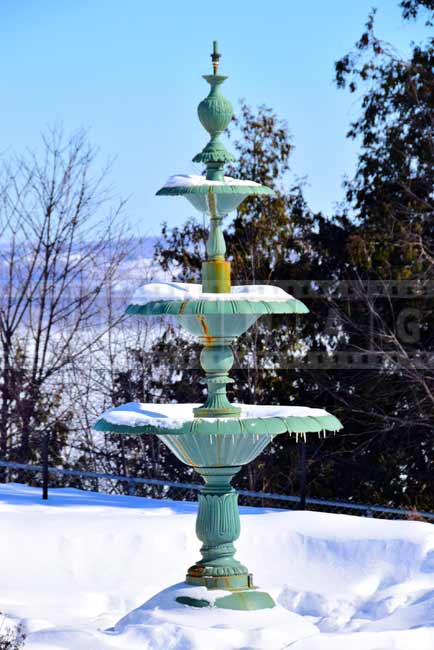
[1, 483, 434, 649]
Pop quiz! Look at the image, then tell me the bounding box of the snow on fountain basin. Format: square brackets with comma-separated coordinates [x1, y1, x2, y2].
[95, 402, 335, 431]
[129, 281, 299, 305]
[159, 173, 266, 189]
[1, 483, 434, 650]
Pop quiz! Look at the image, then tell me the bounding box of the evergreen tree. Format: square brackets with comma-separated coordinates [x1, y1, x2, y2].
[318, 0, 434, 508]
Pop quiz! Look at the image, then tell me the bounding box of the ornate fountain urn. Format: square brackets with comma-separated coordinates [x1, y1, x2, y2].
[95, 42, 342, 611]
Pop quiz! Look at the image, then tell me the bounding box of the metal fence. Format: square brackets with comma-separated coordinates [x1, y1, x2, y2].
[1, 459, 433, 521]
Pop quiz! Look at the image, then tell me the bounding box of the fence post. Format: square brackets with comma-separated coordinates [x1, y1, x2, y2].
[42, 433, 49, 500]
[128, 479, 136, 496]
[299, 441, 307, 510]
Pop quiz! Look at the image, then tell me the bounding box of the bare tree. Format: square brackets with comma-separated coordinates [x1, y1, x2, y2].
[0, 127, 129, 465]
[61, 247, 166, 485]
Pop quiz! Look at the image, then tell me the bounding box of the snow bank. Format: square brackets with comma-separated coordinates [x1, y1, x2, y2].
[1, 483, 434, 649]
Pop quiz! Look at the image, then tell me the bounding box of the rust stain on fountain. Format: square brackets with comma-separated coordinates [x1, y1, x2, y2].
[171, 436, 197, 467]
[197, 314, 215, 345]
[179, 300, 188, 314]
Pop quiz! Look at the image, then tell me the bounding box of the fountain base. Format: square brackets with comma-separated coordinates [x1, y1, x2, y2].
[176, 585, 275, 611]
[186, 572, 251, 590]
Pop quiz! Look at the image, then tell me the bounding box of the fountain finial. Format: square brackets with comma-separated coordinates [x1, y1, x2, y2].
[193, 42, 236, 176]
[211, 40, 221, 75]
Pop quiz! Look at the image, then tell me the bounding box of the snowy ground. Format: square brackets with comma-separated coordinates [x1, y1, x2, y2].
[1, 483, 434, 650]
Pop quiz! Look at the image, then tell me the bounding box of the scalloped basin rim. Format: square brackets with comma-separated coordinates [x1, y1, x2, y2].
[93, 402, 343, 437]
[126, 299, 308, 316]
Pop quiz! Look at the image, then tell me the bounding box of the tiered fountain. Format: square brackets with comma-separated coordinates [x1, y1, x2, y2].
[95, 42, 342, 611]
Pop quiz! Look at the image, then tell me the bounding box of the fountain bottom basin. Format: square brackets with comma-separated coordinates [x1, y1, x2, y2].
[94, 403, 342, 610]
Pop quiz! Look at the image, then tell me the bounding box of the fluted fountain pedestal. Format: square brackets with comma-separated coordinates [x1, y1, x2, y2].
[177, 466, 275, 610]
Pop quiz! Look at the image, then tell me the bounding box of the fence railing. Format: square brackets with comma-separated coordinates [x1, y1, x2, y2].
[1, 459, 434, 521]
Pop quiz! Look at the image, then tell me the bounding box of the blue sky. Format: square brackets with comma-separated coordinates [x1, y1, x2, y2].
[0, 1, 429, 237]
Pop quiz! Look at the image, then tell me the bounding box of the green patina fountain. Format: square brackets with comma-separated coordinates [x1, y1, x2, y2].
[95, 42, 342, 611]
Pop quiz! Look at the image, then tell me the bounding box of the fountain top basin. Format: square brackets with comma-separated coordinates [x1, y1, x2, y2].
[156, 174, 274, 215]
[156, 174, 274, 196]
